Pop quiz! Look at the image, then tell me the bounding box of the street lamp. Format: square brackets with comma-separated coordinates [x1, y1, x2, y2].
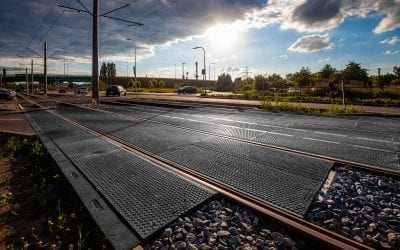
[182, 63, 186, 79]
[193, 47, 205, 80]
[126, 38, 136, 84]
[209, 62, 215, 81]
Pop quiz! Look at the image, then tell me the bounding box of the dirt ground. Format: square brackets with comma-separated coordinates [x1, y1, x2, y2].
[0, 135, 109, 249]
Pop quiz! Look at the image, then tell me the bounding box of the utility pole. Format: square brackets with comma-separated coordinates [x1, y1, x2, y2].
[195, 61, 198, 80]
[25, 68, 28, 93]
[174, 64, 176, 79]
[242, 66, 251, 79]
[92, 0, 99, 106]
[59, 1, 143, 106]
[31, 59, 34, 93]
[193, 47, 206, 80]
[127, 39, 137, 83]
[182, 63, 185, 80]
[44, 41, 47, 96]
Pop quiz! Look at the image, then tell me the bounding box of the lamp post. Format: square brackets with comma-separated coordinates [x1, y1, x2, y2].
[209, 62, 215, 81]
[193, 47, 205, 80]
[126, 39, 136, 85]
[182, 63, 186, 79]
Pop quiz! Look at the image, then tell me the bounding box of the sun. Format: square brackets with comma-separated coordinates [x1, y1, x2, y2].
[205, 23, 239, 50]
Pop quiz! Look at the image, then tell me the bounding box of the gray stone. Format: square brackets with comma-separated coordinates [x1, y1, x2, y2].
[162, 228, 173, 238]
[187, 243, 197, 250]
[220, 221, 228, 229]
[283, 237, 296, 248]
[217, 230, 231, 238]
[176, 241, 186, 250]
[271, 232, 283, 245]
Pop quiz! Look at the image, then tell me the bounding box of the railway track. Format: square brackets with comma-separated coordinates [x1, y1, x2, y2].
[47, 96, 400, 178]
[18, 94, 400, 249]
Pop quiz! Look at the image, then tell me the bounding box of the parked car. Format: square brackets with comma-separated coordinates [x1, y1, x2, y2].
[74, 86, 88, 95]
[106, 85, 126, 97]
[177, 86, 197, 94]
[0, 88, 16, 100]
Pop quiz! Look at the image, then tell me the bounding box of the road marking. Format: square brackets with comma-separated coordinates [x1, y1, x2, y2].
[356, 137, 391, 144]
[287, 128, 307, 132]
[164, 115, 294, 137]
[314, 131, 347, 137]
[350, 144, 394, 153]
[303, 137, 340, 144]
[264, 131, 294, 137]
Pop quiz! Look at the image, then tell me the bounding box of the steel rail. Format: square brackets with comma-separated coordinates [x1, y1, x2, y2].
[19, 95, 373, 250]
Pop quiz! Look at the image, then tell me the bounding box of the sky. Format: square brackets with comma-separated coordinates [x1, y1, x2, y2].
[0, 0, 399, 80]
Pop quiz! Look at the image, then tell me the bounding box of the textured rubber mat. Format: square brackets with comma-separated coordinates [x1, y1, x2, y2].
[57, 105, 333, 216]
[27, 110, 215, 239]
[159, 141, 332, 215]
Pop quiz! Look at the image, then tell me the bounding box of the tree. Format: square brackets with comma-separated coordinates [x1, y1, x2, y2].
[254, 75, 267, 91]
[293, 67, 311, 94]
[319, 64, 336, 79]
[106, 62, 116, 79]
[266, 73, 286, 88]
[342, 61, 368, 83]
[100, 62, 107, 78]
[215, 73, 233, 91]
[394, 65, 400, 80]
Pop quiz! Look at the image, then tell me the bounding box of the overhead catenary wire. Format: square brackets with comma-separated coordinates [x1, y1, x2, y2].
[23, 0, 59, 54]
[21, 0, 179, 68]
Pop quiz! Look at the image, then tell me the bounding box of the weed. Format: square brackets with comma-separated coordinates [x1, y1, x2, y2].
[0, 136, 108, 249]
[57, 200, 66, 229]
[0, 178, 9, 186]
[77, 224, 90, 250]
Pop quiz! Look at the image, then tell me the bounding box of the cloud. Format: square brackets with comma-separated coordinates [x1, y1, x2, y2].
[252, 0, 400, 33]
[0, 0, 266, 63]
[318, 57, 331, 63]
[219, 67, 240, 74]
[279, 54, 288, 59]
[382, 50, 399, 55]
[379, 36, 399, 45]
[288, 34, 333, 52]
[289, 0, 342, 32]
[373, 0, 400, 33]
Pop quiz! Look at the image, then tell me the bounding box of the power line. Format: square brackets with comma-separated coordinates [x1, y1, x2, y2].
[32, 10, 66, 52]
[23, 0, 59, 53]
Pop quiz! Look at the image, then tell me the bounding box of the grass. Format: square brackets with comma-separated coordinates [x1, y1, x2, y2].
[261, 98, 320, 114]
[261, 96, 370, 114]
[0, 135, 110, 249]
[325, 104, 366, 114]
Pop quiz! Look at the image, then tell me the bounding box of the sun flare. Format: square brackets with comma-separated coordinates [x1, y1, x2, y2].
[205, 23, 239, 50]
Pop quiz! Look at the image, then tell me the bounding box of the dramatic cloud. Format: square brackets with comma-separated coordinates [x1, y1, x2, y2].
[373, 0, 400, 33]
[379, 36, 399, 45]
[290, 0, 342, 32]
[288, 34, 333, 52]
[0, 0, 266, 62]
[252, 0, 400, 33]
[382, 50, 399, 55]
